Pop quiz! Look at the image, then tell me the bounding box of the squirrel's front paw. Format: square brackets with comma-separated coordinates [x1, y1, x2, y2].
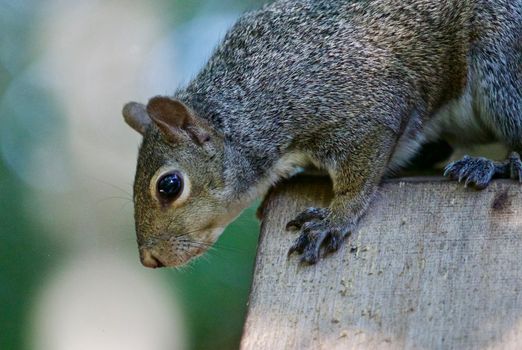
[287, 207, 351, 264]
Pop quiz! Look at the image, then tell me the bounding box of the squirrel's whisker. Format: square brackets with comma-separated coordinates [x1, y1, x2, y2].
[95, 196, 133, 205]
[89, 177, 133, 197]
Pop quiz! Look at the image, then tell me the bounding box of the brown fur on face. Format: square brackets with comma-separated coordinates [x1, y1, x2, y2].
[130, 99, 234, 266]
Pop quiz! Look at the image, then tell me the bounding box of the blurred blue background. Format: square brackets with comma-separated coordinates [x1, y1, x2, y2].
[0, 0, 269, 349]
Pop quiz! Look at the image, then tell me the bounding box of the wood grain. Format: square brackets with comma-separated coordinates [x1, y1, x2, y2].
[241, 176, 522, 350]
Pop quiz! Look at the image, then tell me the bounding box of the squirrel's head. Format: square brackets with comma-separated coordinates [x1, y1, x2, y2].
[123, 97, 234, 268]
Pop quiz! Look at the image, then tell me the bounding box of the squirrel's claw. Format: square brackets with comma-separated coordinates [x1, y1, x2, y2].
[285, 207, 330, 230]
[287, 231, 309, 255]
[300, 224, 330, 264]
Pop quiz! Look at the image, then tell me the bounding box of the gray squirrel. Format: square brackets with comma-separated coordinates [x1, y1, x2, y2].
[123, 0, 521, 268]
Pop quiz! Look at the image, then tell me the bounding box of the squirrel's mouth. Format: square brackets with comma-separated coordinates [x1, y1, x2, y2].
[139, 227, 225, 268]
[140, 246, 204, 268]
[139, 248, 166, 268]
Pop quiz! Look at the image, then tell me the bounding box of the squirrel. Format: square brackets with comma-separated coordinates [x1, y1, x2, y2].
[123, 0, 521, 268]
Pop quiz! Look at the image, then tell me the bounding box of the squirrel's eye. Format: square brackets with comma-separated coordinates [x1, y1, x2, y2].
[157, 172, 183, 201]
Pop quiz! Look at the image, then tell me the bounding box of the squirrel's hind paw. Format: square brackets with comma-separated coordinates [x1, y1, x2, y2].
[444, 152, 522, 189]
[287, 209, 350, 264]
[444, 156, 496, 189]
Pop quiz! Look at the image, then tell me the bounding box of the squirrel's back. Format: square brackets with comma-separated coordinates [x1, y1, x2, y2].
[180, 0, 477, 119]
[175, 0, 519, 164]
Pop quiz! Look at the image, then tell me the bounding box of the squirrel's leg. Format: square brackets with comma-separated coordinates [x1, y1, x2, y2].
[497, 152, 522, 182]
[493, 150, 522, 182]
[445, 30, 521, 189]
[288, 135, 394, 264]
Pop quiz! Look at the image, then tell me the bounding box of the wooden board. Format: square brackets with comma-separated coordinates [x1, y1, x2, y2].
[241, 176, 522, 350]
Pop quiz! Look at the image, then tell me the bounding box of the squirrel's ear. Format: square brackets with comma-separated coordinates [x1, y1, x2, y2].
[146, 96, 210, 145]
[122, 102, 151, 135]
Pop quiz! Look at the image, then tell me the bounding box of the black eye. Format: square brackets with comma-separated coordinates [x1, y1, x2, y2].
[157, 172, 183, 201]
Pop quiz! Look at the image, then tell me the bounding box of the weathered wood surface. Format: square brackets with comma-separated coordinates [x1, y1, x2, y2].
[241, 176, 522, 350]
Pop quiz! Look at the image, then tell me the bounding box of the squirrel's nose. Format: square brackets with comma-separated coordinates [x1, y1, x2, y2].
[140, 249, 165, 268]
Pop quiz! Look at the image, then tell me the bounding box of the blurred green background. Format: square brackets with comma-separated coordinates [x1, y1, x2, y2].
[0, 1, 269, 349]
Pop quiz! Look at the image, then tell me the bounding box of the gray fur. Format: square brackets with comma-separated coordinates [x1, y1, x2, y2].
[124, 0, 521, 267]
